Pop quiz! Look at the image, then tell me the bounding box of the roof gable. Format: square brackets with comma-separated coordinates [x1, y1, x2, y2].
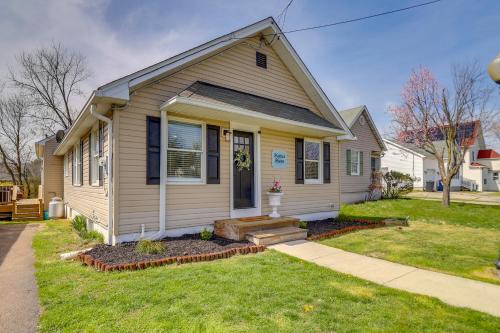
[55, 17, 355, 155]
[96, 17, 353, 137]
[340, 106, 386, 150]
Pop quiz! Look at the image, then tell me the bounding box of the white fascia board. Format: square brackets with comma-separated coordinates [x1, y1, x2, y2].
[337, 134, 357, 141]
[95, 83, 130, 101]
[161, 96, 345, 136]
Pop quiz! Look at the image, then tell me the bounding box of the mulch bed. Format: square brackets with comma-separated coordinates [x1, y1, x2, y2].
[77, 234, 265, 272]
[305, 218, 385, 241]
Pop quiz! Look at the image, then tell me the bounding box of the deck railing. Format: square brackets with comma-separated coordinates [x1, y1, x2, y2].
[0, 186, 12, 204]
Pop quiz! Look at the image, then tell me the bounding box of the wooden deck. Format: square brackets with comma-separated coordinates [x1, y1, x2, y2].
[0, 186, 44, 220]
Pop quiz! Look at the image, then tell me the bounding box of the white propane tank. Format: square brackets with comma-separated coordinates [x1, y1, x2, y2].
[48, 197, 64, 218]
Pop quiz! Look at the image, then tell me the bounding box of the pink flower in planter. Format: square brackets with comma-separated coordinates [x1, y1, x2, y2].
[269, 179, 282, 193]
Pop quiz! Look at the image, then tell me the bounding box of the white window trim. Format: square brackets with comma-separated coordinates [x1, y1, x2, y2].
[63, 153, 68, 177]
[72, 141, 81, 186]
[166, 116, 206, 185]
[90, 125, 100, 186]
[304, 138, 323, 185]
[351, 150, 361, 176]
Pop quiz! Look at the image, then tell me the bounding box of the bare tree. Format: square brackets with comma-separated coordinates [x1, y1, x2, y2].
[0, 94, 36, 195]
[389, 63, 497, 207]
[9, 42, 90, 132]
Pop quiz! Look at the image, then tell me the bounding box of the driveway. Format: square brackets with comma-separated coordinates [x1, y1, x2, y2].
[405, 191, 500, 205]
[0, 223, 40, 333]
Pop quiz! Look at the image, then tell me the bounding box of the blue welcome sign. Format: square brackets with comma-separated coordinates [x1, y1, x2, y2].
[272, 150, 288, 168]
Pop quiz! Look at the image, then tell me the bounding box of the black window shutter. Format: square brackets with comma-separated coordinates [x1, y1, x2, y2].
[146, 116, 161, 185]
[98, 121, 104, 186]
[79, 140, 84, 186]
[88, 135, 92, 185]
[206, 125, 220, 184]
[295, 138, 304, 184]
[323, 142, 331, 183]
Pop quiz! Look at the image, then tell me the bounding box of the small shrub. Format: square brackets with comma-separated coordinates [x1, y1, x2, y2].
[382, 170, 414, 199]
[71, 215, 103, 243]
[135, 239, 166, 255]
[298, 221, 308, 229]
[200, 228, 213, 240]
[85, 230, 104, 243]
[72, 215, 87, 233]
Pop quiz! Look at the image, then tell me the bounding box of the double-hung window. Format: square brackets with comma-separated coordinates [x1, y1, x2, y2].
[304, 139, 322, 184]
[351, 150, 361, 176]
[73, 142, 81, 186]
[167, 119, 205, 183]
[90, 129, 100, 185]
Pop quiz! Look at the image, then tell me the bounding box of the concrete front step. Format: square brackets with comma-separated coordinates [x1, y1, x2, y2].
[246, 227, 308, 246]
[214, 216, 300, 241]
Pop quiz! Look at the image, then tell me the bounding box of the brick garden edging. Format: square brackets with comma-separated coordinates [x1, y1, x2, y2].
[76, 245, 266, 272]
[306, 219, 385, 241]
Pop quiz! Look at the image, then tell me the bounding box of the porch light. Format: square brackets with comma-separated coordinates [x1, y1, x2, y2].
[223, 129, 232, 142]
[487, 53, 500, 84]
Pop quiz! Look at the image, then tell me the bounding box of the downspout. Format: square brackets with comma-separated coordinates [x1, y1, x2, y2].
[90, 104, 114, 245]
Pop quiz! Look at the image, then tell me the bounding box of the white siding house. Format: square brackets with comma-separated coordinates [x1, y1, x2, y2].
[381, 139, 426, 189]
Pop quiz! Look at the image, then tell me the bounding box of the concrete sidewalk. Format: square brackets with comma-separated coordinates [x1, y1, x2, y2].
[0, 223, 41, 333]
[405, 191, 500, 206]
[270, 240, 500, 317]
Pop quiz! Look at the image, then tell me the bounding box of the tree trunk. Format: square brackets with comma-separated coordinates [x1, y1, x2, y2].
[442, 180, 451, 207]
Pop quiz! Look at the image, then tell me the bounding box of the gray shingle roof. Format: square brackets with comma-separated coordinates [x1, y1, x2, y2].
[178, 81, 341, 130]
[384, 138, 434, 157]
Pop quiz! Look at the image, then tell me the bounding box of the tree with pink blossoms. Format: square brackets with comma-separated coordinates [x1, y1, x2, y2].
[388, 63, 497, 207]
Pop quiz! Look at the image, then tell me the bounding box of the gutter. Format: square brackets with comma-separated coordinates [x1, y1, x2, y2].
[90, 104, 115, 245]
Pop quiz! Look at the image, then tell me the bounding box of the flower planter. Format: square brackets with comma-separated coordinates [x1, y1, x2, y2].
[267, 192, 284, 218]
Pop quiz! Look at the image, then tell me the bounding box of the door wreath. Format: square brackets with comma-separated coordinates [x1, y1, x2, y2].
[234, 148, 252, 171]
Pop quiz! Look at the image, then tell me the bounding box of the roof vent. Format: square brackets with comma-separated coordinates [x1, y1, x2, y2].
[256, 52, 267, 69]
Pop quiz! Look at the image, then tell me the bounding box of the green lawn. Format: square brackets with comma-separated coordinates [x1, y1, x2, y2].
[33, 220, 500, 332]
[321, 199, 500, 285]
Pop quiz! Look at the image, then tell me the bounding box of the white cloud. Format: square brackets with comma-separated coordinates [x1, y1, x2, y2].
[0, 0, 213, 110]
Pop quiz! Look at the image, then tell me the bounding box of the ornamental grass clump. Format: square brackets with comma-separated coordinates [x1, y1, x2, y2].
[71, 215, 104, 242]
[135, 239, 166, 255]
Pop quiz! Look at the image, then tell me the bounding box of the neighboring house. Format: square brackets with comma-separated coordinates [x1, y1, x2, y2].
[338, 106, 386, 203]
[382, 121, 499, 192]
[35, 135, 64, 209]
[38, 17, 370, 245]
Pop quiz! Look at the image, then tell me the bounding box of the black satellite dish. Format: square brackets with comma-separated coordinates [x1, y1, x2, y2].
[55, 130, 65, 143]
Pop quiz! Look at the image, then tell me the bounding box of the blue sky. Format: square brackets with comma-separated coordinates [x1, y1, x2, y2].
[1, 0, 499, 146]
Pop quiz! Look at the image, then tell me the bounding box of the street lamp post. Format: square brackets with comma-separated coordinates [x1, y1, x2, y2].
[487, 53, 500, 84]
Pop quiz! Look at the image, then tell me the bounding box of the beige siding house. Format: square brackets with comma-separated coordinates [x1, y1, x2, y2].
[39, 17, 378, 245]
[339, 106, 386, 204]
[35, 136, 64, 210]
